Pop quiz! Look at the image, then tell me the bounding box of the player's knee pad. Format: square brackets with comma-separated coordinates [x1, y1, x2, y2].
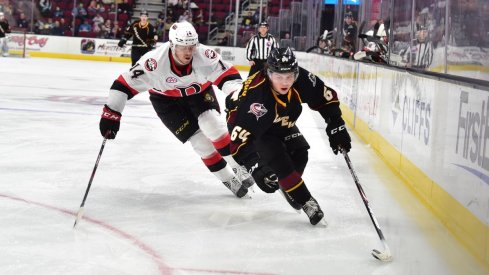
[290, 147, 309, 174]
[198, 109, 227, 140]
[188, 130, 216, 158]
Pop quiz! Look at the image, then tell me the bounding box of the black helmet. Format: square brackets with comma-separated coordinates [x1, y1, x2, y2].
[258, 21, 269, 28]
[140, 10, 148, 16]
[267, 47, 299, 75]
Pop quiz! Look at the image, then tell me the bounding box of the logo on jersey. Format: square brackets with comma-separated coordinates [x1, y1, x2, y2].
[166, 77, 177, 83]
[308, 72, 316, 87]
[204, 49, 217, 59]
[204, 93, 215, 102]
[144, 58, 158, 71]
[248, 103, 267, 120]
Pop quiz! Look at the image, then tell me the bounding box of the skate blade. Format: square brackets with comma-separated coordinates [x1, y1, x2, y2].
[241, 193, 252, 199]
[372, 249, 393, 262]
[317, 218, 328, 227]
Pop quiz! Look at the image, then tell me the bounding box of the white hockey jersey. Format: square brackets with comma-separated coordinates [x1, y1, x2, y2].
[107, 42, 243, 112]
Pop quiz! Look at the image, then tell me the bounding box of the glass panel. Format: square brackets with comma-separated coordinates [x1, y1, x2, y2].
[447, 0, 489, 80]
[389, 0, 413, 67]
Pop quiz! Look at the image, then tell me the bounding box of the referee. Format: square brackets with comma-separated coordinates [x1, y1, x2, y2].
[245, 21, 278, 76]
[118, 10, 158, 66]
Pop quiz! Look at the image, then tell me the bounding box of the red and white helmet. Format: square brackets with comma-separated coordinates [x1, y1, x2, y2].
[169, 21, 199, 49]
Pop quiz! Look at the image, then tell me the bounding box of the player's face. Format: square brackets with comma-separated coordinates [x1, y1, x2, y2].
[140, 15, 148, 24]
[269, 72, 295, 94]
[173, 44, 197, 65]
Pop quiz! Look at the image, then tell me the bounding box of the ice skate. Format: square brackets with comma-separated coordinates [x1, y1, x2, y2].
[223, 176, 249, 198]
[233, 165, 255, 189]
[302, 197, 326, 226]
[279, 188, 302, 212]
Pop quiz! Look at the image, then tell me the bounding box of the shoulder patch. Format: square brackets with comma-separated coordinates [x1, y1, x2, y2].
[204, 49, 217, 59]
[144, 58, 158, 71]
[248, 103, 268, 120]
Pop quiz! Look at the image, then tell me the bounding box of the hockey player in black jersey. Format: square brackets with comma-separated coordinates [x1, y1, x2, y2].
[226, 47, 351, 225]
[118, 10, 157, 65]
[0, 12, 11, 57]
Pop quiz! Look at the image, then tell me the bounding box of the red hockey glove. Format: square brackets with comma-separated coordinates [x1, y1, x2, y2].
[99, 104, 121, 139]
[326, 117, 351, 155]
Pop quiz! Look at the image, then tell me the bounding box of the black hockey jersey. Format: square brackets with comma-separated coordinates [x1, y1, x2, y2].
[122, 20, 156, 47]
[0, 20, 11, 38]
[226, 67, 343, 165]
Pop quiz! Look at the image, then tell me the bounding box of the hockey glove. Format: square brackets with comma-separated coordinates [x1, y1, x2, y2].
[118, 38, 126, 48]
[251, 165, 280, 193]
[326, 117, 351, 155]
[99, 104, 122, 139]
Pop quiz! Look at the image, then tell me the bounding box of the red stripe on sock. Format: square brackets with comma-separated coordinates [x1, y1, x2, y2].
[202, 152, 223, 166]
[279, 172, 302, 190]
[212, 134, 231, 150]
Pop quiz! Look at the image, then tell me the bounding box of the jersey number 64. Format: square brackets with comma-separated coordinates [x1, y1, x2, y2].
[230, 126, 250, 142]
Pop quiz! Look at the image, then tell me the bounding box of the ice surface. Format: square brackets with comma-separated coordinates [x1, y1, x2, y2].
[0, 58, 486, 275]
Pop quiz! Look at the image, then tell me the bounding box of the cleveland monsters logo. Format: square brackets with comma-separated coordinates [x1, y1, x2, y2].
[144, 58, 158, 71]
[248, 103, 267, 120]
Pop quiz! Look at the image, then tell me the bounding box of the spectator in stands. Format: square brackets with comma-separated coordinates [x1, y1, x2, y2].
[99, 19, 112, 38]
[96, 3, 105, 14]
[79, 19, 92, 33]
[34, 18, 44, 34]
[51, 20, 63, 36]
[59, 18, 71, 34]
[252, 7, 260, 26]
[242, 11, 253, 30]
[118, 0, 133, 17]
[42, 18, 54, 35]
[87, 0, 98, 16]
[109, 3, 116, 14]
[72, 2, 87, 20]
[93, 12, 105, 28]
[39, 0, 51, 17]
[110, 20, 122, 39]
[280, 32, 294, 50]
[53, 6, 63, 18]
[178, 10, 191, 23]
[16, 12, 28, 29]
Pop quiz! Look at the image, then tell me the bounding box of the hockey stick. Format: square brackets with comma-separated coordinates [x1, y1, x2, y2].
[73, 135, 108, 228]
[341, 149, 393, 262]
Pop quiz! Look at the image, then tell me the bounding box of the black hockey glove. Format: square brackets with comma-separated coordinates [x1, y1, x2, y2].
[99, 104, 122, 139]
[118, 38, 126, 48]
[326, 117, 351, 155]
[251, 165, 280, 193]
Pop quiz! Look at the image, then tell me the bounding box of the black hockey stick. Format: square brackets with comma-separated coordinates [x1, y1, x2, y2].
[73, 135, 108, 228]
[341, 149, 393, 262]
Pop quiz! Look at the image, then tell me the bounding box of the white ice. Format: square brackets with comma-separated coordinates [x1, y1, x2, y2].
[0, 58, 486, 275]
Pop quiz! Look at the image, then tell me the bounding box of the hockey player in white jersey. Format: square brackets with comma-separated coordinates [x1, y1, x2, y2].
[99, 21, 255, 197]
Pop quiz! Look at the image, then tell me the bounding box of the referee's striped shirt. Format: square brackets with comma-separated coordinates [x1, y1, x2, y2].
[246, 34, 279, 61]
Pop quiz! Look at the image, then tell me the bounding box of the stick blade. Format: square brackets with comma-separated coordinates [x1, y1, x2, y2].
[73, 207, 85, 229]
[372, 249, 393, 262]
